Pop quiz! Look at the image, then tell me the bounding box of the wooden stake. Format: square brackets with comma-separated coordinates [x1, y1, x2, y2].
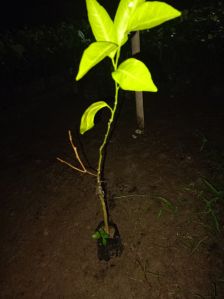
[131, 31, 145, 131]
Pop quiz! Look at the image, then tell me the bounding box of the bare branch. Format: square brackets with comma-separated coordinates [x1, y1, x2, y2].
[57, 130, 97, 177]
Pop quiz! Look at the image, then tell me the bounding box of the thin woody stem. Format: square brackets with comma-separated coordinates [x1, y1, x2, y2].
[57, 130, 97, 177]
[68, 130, 86, 171]
[96, 49, 121, 234]
[56, 157, 96, 176]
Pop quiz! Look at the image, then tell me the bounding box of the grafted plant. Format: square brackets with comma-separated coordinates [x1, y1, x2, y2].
[58, 0, 181, 246]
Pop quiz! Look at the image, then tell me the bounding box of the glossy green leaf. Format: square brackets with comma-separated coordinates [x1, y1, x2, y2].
[76, 41, 117, 80]
[80, 101, 112, 135]
[128, 2, 181, 32]
[112, 58, 158, 92]
[114, 0, 145, 45]
[86, 0, 117, 43]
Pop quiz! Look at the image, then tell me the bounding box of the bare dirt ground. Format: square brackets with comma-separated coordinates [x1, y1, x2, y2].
[0, 79, 224, 298]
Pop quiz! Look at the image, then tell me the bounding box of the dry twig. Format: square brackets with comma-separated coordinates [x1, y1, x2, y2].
[57, 130, 96, 177]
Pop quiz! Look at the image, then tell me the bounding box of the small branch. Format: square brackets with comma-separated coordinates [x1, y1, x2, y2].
[57, 130, 97, 177]
[56, 157, 96, 176]
[68, 130, 86, 171]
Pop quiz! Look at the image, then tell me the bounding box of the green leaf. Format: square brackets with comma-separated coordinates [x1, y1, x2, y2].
[99, 228, 110, 239]
[112, 58, 158, 92]
[128, 2, 181, 32]
[80, 101, 112, 135]
[114, 0, 145, 45]
[92, 228, 110, 246]
[92, 231, 101, 240]
[102, 237, 108, 246]
[86, 0, 117, 43]
[76, 41, 117, 80]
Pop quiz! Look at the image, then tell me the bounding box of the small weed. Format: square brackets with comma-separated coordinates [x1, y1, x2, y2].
[200, 178, 224, 232]
[202, 178, 224, 199]
[92, 228, 109, 246]
[155, 196, 177, 217]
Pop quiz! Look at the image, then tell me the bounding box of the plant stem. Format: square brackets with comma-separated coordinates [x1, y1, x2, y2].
[96, 49, 120, 234]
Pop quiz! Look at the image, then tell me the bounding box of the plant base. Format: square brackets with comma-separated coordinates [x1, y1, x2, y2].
[95, 221, 123, 261]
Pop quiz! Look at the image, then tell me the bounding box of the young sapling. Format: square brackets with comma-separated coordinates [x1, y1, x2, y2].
[58, 0, 181, 260]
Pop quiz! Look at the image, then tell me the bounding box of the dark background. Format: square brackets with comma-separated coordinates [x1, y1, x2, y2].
[0, 0, 206, 29]
[0, 0, 223, 100]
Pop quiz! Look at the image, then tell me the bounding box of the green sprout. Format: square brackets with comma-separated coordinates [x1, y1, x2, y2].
[92, 228, 110, 246]
[155, 196, 177, 217]
[58, 0, 181, 239]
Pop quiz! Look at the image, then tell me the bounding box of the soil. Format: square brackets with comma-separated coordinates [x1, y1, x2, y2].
[0, 78, 224, 298]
